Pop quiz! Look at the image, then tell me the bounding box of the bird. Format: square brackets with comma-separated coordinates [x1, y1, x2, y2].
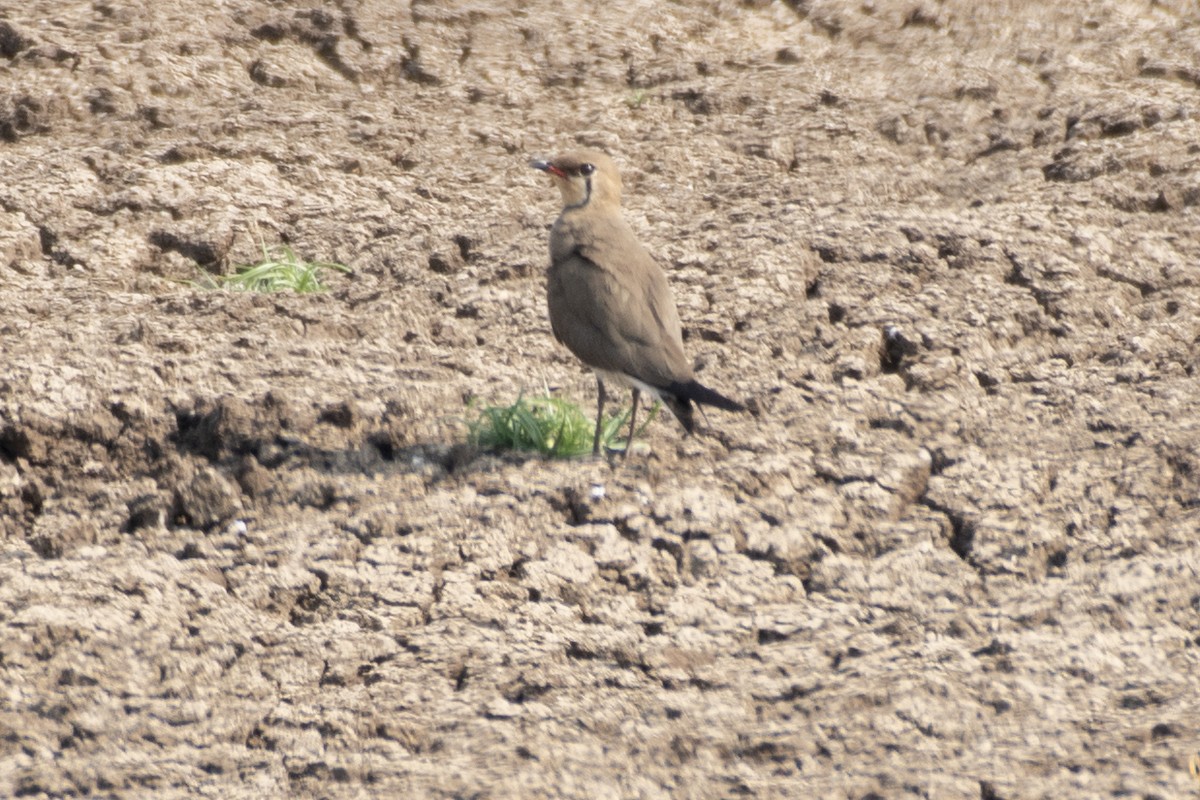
[530, 148, 745, 457]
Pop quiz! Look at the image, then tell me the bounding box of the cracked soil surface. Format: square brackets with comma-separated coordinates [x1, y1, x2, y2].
[2, 0, 1200, 797]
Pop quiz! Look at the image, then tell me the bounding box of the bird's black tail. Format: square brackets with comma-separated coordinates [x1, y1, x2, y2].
[663, 380, 745, 434]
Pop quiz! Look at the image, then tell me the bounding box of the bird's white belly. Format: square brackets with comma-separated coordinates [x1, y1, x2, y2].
[595, 369, 666, 400]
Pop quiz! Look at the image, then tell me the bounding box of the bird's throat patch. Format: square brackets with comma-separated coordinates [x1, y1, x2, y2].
[565, 176, 592, 211]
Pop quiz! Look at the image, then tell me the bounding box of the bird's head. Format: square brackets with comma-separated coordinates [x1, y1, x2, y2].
[530, 149, 622, 210]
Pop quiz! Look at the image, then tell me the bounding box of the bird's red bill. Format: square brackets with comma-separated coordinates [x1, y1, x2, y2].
[531, 159, 567, 178]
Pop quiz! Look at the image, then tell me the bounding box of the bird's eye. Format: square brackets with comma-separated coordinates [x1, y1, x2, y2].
[579, 163, 595, 176]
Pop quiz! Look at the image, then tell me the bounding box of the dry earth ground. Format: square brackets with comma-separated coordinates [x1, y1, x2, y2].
[1, 0, 1200, 797]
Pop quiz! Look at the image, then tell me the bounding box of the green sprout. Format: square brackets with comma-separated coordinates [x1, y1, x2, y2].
[625, 89, 650, 109]
[468, 395, 660, 458]
[207, 236, 349, 293]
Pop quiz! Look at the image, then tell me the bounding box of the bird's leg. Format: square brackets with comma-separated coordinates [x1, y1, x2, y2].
[592, 377, 607, 456]
[624, 388, 640, 459]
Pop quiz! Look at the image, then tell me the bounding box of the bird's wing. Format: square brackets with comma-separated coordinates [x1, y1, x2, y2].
[548, 233, 691, 389]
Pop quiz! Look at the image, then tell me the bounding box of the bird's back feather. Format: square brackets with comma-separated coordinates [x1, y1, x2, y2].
[547, 212, 691, 390]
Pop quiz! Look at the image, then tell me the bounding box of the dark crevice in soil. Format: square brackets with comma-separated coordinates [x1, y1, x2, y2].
[1002, 250, 1060, 320]
[1094, 265, 1157, 298]
[918, 494, 979, 570]
[742, 546, 808, 578]
[879, 325, 919, 376]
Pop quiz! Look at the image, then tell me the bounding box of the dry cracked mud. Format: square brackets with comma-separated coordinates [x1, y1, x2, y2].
[2, 0, 1199, 797]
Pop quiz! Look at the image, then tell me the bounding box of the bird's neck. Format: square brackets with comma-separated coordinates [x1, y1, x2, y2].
[559, 198, 620, 223]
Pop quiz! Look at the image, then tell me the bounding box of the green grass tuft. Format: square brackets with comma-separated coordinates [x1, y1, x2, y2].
[468, 394, 659, 458]
[624, 89, 650, 109]
[201, 237, 350, 293]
